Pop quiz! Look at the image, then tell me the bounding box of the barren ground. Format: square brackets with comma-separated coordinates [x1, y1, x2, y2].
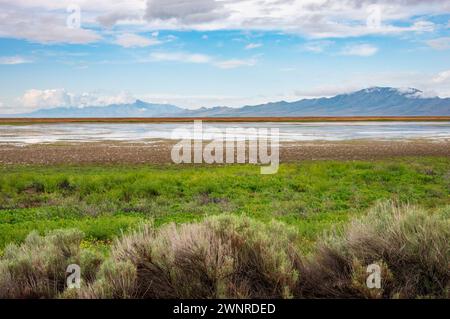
[0, 139, 448, 165]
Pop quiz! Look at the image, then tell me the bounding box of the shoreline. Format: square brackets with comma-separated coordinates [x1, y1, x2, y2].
[1, 116, 450, 125]
[0, 139, 448, 165]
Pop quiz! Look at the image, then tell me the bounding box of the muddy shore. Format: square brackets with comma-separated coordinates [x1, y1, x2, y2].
[0, 139, 448, 165]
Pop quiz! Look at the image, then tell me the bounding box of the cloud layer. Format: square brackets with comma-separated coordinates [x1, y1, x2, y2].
[114, 33, 161, 47]
[0, 56, 32, 64]
[426, 37, 450, 50]
[1, 0, 450, 44]
[340, 44, 379, 56]
[18, 89, 136, 111]
[149, 51, 257, 69]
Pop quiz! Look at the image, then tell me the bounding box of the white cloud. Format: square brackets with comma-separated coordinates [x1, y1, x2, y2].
[426, 37, 450, 50]
[433, 70, 450, 83]
[0, 5, 101, 44]
[166, 34, 178, 41]
[18, 89, 135, 110]
[150, 51, 212, 64]
[214, 58, 256, 69]
[340, 44, 378, 56]
[149, 51, 256, 69]
[411, 20, 435, 33]
[302, 40, 334, 53]
[97, 11, 142, 28]
[0, 56, 32, 64]
[145, 0, 228, 24]
[75, 91, 136, 107]
[245, 43, 262, 50]
[141, 0, 448, 38]
[15, 89, 271, 110]
[0, 0, 448, 44]
[114, 33, 161, 48]
[279, 67, 296, 72]
[20, 89, 73, 109]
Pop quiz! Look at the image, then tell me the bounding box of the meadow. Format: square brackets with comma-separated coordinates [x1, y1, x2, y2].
[0, 157, 448, 253]
[0, 156, 449, 298]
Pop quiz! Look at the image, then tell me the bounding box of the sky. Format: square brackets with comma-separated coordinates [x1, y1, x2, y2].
[0, 0, 450, 113]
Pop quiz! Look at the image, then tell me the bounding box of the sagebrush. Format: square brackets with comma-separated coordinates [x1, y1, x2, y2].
[0, 202, 448, 299]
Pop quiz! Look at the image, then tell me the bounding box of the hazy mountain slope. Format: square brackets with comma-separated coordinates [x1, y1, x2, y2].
[7, 100, 184, 118]
[3, 87, 450, 117]
[182, 87, 450, 117]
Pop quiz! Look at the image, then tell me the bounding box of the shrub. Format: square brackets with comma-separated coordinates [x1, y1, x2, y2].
[77, 260, 137, 299]
[80, 215, 301, 299]
[57, 178, 76, 193]
[0, 229, 83, 298]
[79, 249, 104, 284]
[1, 202, 448, 299]
[0, 229, 105, 299]
[297, 201, 450, 298]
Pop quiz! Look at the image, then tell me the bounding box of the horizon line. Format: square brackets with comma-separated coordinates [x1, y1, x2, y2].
[1, 116, 450, 125]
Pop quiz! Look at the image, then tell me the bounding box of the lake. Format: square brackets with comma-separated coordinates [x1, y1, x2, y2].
[0, 121, 449, 144]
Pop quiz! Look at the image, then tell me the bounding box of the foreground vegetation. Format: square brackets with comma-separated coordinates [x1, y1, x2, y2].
[0, 157, 448, 298]
[0, 202, 448, 299]
[0, 157, 449, 251]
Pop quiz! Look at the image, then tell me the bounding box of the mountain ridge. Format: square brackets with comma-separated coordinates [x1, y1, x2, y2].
[2, 87, 450, 117]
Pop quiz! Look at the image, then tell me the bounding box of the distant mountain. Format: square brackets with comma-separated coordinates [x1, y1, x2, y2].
[6, 100, 184, 118]
[181, 87, 450, 117]
[3, 87, 450, 117]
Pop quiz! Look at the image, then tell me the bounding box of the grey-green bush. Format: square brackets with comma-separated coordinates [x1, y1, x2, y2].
[80, 215, 301, 299]
[1, 202, 448, 299]
[297, 201, 450, 298]
[0, 229, 105, 299]
[0, 229, 83, 298]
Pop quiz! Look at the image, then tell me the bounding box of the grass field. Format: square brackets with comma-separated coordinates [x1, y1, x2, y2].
[1, 157, 449, 255]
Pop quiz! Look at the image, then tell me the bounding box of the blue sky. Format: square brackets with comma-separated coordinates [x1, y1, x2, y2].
[1, 0, 450, 113]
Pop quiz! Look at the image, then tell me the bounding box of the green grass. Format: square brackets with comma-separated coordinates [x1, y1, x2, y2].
[0, 157, 449, 252]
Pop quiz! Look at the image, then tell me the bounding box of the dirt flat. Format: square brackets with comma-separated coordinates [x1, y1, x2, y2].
[1, 116, 450, 125]
[0, 140, 448, 165]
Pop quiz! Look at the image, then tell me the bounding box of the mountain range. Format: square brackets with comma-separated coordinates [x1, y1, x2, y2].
[3, 87, 450, 117]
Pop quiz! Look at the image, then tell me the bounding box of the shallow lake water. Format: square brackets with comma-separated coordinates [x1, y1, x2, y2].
[0, 121, 449, 144]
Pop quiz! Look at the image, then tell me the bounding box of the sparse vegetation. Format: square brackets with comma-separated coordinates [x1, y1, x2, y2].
[0, 202, 448, 299]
